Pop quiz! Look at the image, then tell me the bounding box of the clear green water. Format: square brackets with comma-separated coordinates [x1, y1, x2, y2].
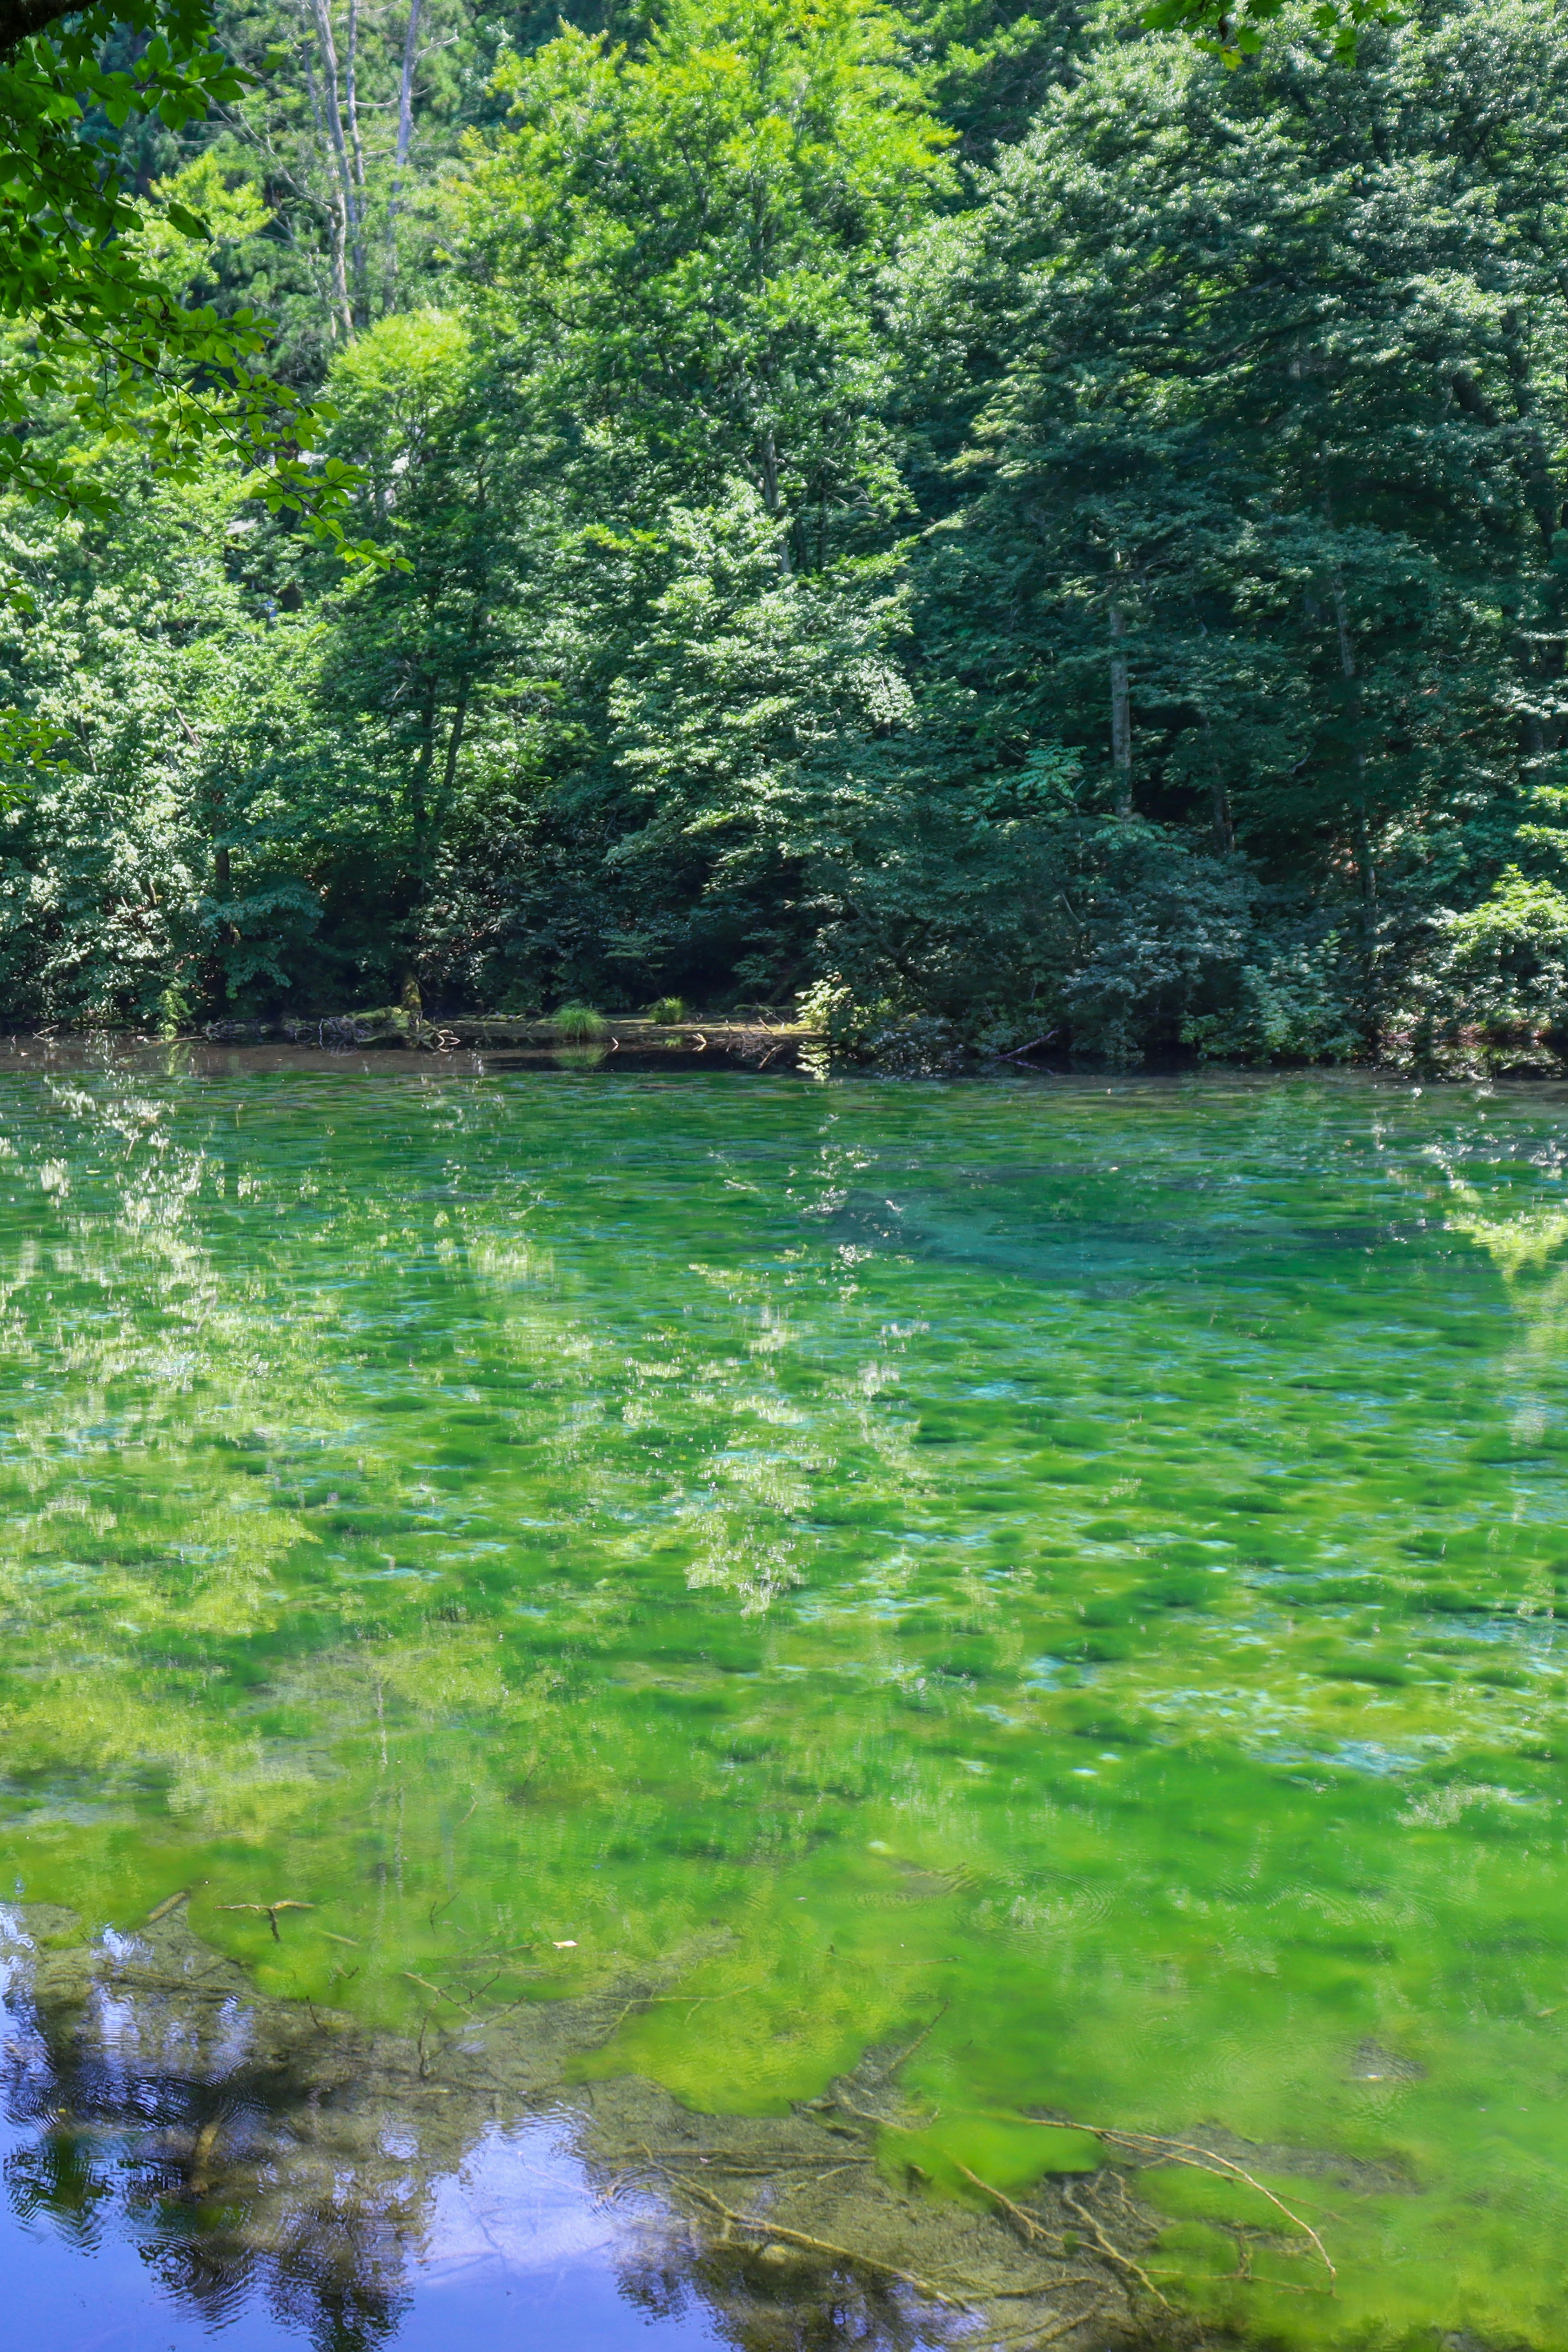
[4, 1059, 1568, 2342]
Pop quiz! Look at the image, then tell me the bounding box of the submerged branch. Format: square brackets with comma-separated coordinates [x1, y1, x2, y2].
[647, 2163, 977, 2308]
[1021, 2116, 1335, 2281]
[1060, 2181, 1171, 2310]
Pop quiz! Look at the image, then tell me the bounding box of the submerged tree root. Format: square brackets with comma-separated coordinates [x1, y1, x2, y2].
[646, 2166, 976, 2309]
[956, 2163, 1072, 2256]
[954, 2161, 1172, 2323]
[1022, 2117, 1335, 2283]
[1062, 2181, 1173, 2312]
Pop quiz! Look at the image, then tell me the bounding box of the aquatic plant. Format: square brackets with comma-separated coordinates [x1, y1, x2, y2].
[4, 1069, 1568, 2343]
[551, 1002, 608, 1040]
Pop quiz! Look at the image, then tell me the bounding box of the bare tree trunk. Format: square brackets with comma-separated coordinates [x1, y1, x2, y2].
[345, 0, 371, 319]
[385, 0, 423, 294]
[305, 0, 367, 328]
[1109, 600, 1131, 817]
[1331, 571, 1369, 836]
[1211, 779, 1234, 856]
[1200, 716, 1232, 854]
[1331, 570, 1380, 1054]
[345, 0, 365, 193]
[439, 678, 472, 816]
[1330, 575, 1356, 689]
[1526, 710, 1546, 759]
[410, 677, 438, 847]
[758, 427, 792, 575]
[297, 27, 353, 339]
[0, 0, 85, 62]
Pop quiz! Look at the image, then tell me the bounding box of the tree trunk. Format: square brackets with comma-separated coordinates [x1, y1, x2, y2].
[345, 0, 365, 194]
[0, 0, 70, 57]
[297, 26, 354, 339]
[305, 0, 366, 329]
[385, 0, 423, 290]
[1211, 778, 1234, 857]
[758, 427, 792, 575]
[1109, 600, 1131, 818]
[439, 678, 471, 820]
[410, 677, 438, 847]
[1332, 572, 1380, 1056]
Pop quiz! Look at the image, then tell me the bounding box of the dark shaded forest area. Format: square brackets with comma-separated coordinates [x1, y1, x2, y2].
[4, 0, 1568, 1066]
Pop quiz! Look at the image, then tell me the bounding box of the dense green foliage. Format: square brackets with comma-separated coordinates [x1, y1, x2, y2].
[0, 0, 263, 519]
[6, 0, 1568, 1063]
[0, 0, 371, 608]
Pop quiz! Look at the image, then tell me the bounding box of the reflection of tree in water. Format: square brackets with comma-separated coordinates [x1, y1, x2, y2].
[0, 1902, 1141, 2352]
[7, 2128, 114, 2251]
[1, 1908, 411, 2351]
[3, 2046, 410, 2351]
[621, 2248, 958, 2352]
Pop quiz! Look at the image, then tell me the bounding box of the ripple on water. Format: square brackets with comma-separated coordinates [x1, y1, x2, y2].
[0, 1065, 1565, 2345]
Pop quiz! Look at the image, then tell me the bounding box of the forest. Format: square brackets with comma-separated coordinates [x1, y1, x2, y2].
[4, 0, 1568, 1068]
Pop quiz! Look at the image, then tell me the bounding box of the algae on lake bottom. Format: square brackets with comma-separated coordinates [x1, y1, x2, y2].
[1, 1056, 1567, 2345]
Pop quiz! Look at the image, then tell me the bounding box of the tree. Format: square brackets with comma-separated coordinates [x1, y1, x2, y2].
[900, 0, 1568, 1054]
[458, 0, 954, 571]
[0, 455, 332, 1023]
[1140, 0, 1399, 67]
[6, 0, 1568, 1057]
[603, 483, 916, 994]
[0, 0, 368, 574]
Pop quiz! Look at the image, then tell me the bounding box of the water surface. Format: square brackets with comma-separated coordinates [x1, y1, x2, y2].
[2, 1058, 1567, 2347]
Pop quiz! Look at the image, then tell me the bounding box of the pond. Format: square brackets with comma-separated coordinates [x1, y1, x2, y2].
[1, 1052, 1566, 2351]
